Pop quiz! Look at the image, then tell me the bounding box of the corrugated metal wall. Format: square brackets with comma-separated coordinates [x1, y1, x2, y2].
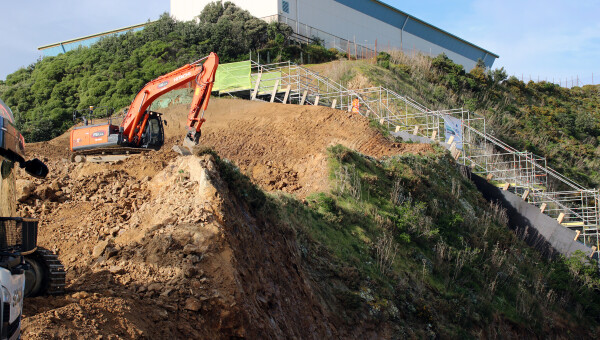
[277, 0, 497, 70]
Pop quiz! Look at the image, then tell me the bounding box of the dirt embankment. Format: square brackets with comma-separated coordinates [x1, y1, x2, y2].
[29, 98, 432, 197]
[19, 99, 433, 338]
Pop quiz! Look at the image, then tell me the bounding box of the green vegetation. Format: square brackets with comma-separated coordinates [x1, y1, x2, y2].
[0, 1, 337, 142]
[356, 52, 600, 188]
[216, 144, 600, 337]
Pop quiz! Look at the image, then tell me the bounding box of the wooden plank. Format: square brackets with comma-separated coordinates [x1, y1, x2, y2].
[574, 230, 581, 241]
[413, 125, 419, 135]
[379, 118, 385, 125]
[521, 190, 530, 200]
[591, 246, 597, 258]
[453, 150, 461, 160]
[299, 90, 308, 105]
[431, 130, 437, 140]
[540, 203, 547, 213]
[282, 85, 291, 104]
[395, 126, 401, 133]
[447, 135, 455, 145]
[330, 98, 335, 108]
[557, 212, 565, 224]
[486, 173, 494, 181]
[251, 72, 262, 100]
[502, 183, 510, 191]
[269, 79, 280, 103]
[314, 96, 320, 106]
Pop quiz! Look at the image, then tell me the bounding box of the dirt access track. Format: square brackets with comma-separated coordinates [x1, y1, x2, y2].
[19, 98, 433, 338]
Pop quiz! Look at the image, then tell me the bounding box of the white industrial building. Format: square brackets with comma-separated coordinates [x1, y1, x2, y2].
[171, 0, 498, 70]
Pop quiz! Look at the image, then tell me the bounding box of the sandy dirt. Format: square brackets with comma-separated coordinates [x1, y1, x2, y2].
[19, 98, 434, 339]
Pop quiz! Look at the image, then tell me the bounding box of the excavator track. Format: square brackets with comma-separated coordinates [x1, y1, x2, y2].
[33, 248, 66, 295]
[72, 147, 147, 156]
[70, 147, 150, 163]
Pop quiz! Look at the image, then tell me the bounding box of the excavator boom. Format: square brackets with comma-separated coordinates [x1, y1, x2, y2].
[70, 53, 219, 153]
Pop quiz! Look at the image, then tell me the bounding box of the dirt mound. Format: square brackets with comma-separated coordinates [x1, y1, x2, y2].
[19, 99, 434, 338]
[162, 98, 432, 196]
[27, 98, 432, 197]
[19, 154, 338, 338]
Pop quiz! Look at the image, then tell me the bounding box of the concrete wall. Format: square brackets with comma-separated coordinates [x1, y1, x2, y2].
[392, 131, 596, 260]
[169, 0, 498, 70]
[469, 170, 596, 260]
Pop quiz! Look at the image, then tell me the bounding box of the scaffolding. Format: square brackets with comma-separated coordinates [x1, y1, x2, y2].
[217, 59, 600, 257]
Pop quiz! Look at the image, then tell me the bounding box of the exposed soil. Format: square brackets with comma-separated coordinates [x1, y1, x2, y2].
[28, 98, 432, 197]
[18, 99, 434, 339]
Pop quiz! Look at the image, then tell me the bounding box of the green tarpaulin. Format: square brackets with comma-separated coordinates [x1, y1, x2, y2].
[213, 60, 252, 93]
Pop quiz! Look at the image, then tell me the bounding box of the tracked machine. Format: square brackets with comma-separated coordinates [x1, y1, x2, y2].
[70, 53, 219, 161]
[0, 98, 65, 339]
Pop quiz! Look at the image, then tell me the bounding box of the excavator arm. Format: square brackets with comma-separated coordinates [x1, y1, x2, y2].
[185, 54, 218, 144]
[70, 52, 219, 153]
[121, 52, 219, 146]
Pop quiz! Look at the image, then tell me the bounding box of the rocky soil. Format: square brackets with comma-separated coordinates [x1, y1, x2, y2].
[17, 98, 433, 338]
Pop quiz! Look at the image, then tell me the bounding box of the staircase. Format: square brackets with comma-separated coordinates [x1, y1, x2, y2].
[215, 59, 600, 258]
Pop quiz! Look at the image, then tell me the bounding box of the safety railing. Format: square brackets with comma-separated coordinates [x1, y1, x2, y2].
[217, 59, 600, 256]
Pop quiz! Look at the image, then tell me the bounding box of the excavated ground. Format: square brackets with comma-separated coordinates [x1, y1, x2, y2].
[18, 98, 433, 338]
[29, 98, 432, 197]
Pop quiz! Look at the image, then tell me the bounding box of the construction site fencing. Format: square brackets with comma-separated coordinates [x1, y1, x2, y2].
[216, 59, 600, 256]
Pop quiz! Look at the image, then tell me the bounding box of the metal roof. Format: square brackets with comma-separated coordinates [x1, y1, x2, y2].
[38, 21, 155, 50]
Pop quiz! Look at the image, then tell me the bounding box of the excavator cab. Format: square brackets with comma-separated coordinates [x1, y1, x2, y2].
[140, 111, 165, 150]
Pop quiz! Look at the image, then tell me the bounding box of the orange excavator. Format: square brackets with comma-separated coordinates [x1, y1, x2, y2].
[70, 52, 219, 156]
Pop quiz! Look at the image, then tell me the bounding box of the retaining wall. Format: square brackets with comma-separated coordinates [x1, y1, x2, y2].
[393, 131, 597, 260]
[469, 170, 597, 260]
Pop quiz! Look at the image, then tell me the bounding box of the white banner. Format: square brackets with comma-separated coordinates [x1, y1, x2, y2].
[443, 115, 463, 150]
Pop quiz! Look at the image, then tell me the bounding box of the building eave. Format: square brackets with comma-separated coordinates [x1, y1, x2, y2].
[38, 21, 156, 50]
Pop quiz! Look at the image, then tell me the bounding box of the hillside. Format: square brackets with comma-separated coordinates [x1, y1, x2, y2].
[312, 54, 600, 188]
[1, 2, 599, 337]
[17, 99, 600, 338]
[0, 3, 336, 143]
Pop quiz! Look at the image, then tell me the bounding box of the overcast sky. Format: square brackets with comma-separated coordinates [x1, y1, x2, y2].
[1, 0, 599, 87]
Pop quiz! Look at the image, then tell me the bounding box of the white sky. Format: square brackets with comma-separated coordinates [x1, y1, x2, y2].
[1, 0, 599, 86]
